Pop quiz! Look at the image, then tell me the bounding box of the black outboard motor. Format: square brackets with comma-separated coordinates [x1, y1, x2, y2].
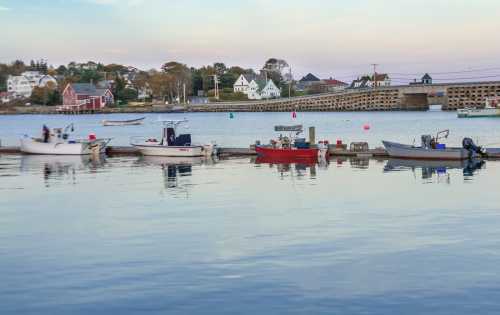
[462, 138, 487, 157]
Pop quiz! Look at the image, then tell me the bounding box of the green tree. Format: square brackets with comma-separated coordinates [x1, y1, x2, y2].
[56, 65, 67, 75]
[30, 82, 59, 105]
[79, 70, 103, 84]
[213, 62, 227, 76]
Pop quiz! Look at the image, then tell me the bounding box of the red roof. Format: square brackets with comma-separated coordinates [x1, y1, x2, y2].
[323, 79, 347, 86]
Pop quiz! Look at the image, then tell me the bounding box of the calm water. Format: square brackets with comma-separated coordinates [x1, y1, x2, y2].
[1, 152, 500, 314]
[1, 111, 500, 147]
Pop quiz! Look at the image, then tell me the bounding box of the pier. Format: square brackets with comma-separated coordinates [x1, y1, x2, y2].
[2, 145, 500, 159]
[2, 81, 500, 115]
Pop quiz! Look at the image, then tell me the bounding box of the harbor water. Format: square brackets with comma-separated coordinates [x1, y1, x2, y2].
[2, 111, 500, 314]
[1, 111, 500, 148]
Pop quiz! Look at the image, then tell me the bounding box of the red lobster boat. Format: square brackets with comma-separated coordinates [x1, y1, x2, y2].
[255, 146, 318, 160]
[255, 125, 325, 162]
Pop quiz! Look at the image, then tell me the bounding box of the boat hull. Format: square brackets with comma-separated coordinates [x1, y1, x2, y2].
[457, 108, 500, 118]
[102, 117, 145, 126]
[382, 141, 469, 160]
[255, 146, 319, 162]
[132, 144, 204, 157]
[20, 138, 107, 155]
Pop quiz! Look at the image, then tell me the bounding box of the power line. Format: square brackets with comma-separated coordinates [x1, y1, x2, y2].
[389, 66, 500, 76]
[390, 74, 500, 81]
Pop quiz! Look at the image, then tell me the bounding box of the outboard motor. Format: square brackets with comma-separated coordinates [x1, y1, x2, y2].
[462, 137, 487, 157]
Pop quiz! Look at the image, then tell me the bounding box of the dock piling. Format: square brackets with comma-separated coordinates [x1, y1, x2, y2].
[309, 126, 315, 145]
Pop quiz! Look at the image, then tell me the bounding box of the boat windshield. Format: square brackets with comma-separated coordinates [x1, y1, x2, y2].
[274, 125, 303, 133]
[157, 118, 188, 129]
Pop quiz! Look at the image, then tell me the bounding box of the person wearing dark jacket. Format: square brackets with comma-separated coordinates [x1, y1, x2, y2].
[42, 125, 50, 143]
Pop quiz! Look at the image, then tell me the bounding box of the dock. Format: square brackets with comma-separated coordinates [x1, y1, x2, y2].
[2, 145, 500, 159]
[0, 145, 385, 157]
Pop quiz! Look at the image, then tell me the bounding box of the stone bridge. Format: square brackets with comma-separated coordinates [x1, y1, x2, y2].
[187, 81, 500, 112]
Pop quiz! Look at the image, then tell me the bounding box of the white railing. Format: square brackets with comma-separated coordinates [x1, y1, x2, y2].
[57, 99, 90, 111]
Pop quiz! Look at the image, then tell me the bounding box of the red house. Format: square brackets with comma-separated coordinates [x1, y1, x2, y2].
[62, 83, 114, 110]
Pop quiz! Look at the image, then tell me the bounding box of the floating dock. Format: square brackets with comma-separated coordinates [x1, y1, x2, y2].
[2, 145, 500, 159]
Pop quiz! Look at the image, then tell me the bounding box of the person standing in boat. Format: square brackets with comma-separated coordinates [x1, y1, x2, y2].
[42, 125, 50, 143]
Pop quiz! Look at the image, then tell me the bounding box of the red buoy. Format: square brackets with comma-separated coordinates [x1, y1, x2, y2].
[363, 124, 370, 130]
[292, 111, 297, 119]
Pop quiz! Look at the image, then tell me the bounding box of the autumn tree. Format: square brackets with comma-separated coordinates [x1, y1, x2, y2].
[161, 61, 191, 102]
[30, 81, 59, 105]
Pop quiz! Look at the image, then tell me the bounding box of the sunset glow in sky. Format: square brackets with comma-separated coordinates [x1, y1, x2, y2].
[1, 0, 500, 81]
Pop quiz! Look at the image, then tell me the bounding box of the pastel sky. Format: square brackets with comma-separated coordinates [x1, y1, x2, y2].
[1, 0, 500, 82]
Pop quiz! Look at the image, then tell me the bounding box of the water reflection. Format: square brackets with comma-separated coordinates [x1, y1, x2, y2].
[20, 154, 106, 186]
[384, 158, 485, 182]
[254, 156, 329, 179]
[137, 156, 216, 190]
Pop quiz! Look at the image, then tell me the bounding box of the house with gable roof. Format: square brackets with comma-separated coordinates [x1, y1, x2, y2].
[350, 73, 391, 89]
[233, 73, 281, 100]
[62, 83, 114, 110]
[7, 71, 58, 98]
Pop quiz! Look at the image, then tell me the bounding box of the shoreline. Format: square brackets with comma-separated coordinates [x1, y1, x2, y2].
[0, 105, 450, 116]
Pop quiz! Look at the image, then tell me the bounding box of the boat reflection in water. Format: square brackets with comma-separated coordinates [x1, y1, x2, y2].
[254, 155, 329, 179]
[20, 154, 106, 186]
[138, 156, 216, 190]
[384, 158, 485, 182]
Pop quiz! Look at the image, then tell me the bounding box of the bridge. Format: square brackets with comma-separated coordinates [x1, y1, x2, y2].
[187, 81, 500, 112]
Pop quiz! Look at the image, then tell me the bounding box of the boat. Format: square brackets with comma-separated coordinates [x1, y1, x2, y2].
[382, 130, 485, 160]
[20, 124, 110, 155]
[102, 117, 145, 126]
[457, 97, 500, 118]
[130, 119, 216, 157]
[255, 125, 328, 162]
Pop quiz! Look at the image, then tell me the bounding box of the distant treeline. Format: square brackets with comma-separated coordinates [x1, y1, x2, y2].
[0, 58, 293, 105]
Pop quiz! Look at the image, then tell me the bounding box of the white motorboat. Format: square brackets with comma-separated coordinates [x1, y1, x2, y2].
[130, 119, 216, 157]
[457, 97, 500, 118]
[20, 124, 111, 155]
[382, 140, 470, 160]
[102, 117, 145, 126]
[382, 130, 486, 160]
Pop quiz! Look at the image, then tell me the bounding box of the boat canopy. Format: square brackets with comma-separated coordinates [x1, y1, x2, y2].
[157, 118, 188, 128]
[274, 125, 303, 132]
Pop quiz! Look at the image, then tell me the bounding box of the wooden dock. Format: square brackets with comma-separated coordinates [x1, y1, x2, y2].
[2, 145, 499, 159]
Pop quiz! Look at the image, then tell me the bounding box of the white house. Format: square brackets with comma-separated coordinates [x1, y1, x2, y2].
[260, 80, 281, 99]
[350, 74, 391, 89]
[373, 73, 391, 87]
[7, 71, 58, 98]
[247, 79, 261, 100]
[233, 74, 281, 100]
[233, 74, 257, 94]
[7, 76, 32, 98]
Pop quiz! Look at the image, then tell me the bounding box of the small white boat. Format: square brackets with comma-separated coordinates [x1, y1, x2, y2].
[130, 119, 216, 157]
[457, 97, 500, 118]
[382, 130, 485, 160]
[20, 124, 111, 155]
[102, 117, 145, 126]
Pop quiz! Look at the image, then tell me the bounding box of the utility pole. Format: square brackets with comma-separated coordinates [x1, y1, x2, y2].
[371, 63, 378, 89]
[288, 67, 292, 99]
[183, 83, 186, 104]
[261, 68, 268, 83]
[212, 74, 219, 100]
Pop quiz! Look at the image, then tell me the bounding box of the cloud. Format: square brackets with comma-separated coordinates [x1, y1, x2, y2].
[0, 6, 10, 11]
